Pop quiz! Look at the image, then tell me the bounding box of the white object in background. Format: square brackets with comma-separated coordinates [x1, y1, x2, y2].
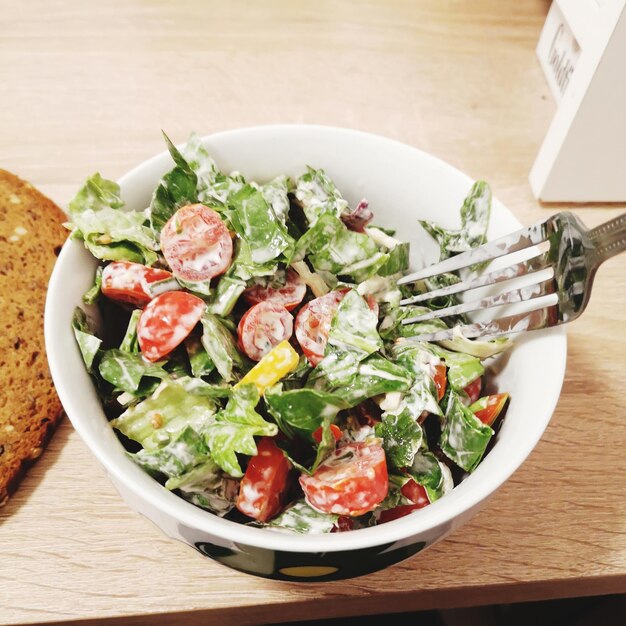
[530, 0, 626, 202]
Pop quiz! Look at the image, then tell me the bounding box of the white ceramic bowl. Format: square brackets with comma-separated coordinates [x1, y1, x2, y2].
[45, 126, 566, 581]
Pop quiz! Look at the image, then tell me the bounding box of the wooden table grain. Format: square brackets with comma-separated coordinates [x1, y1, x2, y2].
[1, 1, 625, 624]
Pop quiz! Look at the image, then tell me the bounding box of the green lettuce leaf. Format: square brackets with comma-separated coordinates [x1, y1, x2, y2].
[72, 307, 102, 372]
[437, 326, 511, 358]
[379, 305, 448, 341]
[294, 213, 389, 282]
[200, 313, 244, 383]
[230, 237, 279, 281]
[133, 425, 209, 478]
[308, 354, 412, 407]
[111, 378, 217, 449]
[375, 409, 423, 468]
[378, 242, 410, 277]
[265, 385, 348, 439]
[419, 180, 491, 259]
[98, 348, 166, 394]
[184, 333, 215, 378]
[407, 449, 452, 502]
[422, 343, 484, 390]
[230, 184, 295, 265]
[82, 265, 103, 305]
[294, 167, 348, 226]
[119, 309, 141, 353]
[325, 289, 383, 360]
[256, 175, 291, 225]
[149, 132, 198, 235]
[440, 391, 494, 472]
[165, 457, 238, 517]
[268, 500, 338, 534]
[208, 275, 246, 317]
[69, 174, 158, 265]
[204, 384, 278, 477]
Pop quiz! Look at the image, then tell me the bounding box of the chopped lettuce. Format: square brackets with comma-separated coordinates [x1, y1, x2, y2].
[375, 409, 423, 468]
[149, 133, 198, 236]
[294, 213, 389, 282]
[229, 184, 295, 264]
[82, 265, 103, 305]
[200, 313, 244, 383]
[265, 386, 348, 439]
[294, 166, 348, 226]
[204, 384, 278, 477]
[165, 458, 238, 517]
[268, 500, 338, 534]
[419, 181, 492, 259]
[422, 343, 484, 390]
[69, 173, 158, 265]
[437, 326, 511, 358]
[208, 275, 246, 317]
[111, 378, 217, 450]
[379, 305, 448, 341]
[325, 289, 382, 360]
[408, 450, 452, 502]
[185, 333, 215, 378]
[133, 425, 209, 478]
[230, 237, 280, 281]
[72, 307, 102, 372]
[255, 175, 291, 225]
[119, 309, 141, 353]
[440, 391, 494, 472]
[98, 348, 166, 394]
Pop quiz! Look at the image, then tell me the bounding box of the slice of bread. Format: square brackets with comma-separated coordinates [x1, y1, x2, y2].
[0, 170, 67, 506]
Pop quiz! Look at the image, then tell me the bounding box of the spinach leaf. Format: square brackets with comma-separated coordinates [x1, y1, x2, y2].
[375, 409, 423, 468]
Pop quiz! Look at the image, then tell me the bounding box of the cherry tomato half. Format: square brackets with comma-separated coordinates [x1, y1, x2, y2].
[236, 437, 292, 522]
[137, 291, 205, 362]
[294, 290, 378, 366]
[237, 301, 293, 362]
[242, 269, 307, 311]
[299, 442, 388, 516]
[101, 261, 174, 307]
[160, 204, 233, 282]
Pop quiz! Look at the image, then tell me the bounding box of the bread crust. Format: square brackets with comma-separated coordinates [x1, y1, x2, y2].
[0, 170, 67, 506]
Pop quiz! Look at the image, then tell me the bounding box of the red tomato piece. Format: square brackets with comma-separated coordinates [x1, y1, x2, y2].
[299, 442, 388, 516]
[237, 301, 294, 362]
[378, 479, 430, 523]
[464, 377, 483, 404]
[160, 204, 233, 282]
[242, 269, 307, 311]
[473, 393, 509, 426]
[137, 291, 205, 362]
[433, 364, 447, 402]
[236, 437, 292, 522]
[312, 424, 343, 444]
[101, 261, 174, 307]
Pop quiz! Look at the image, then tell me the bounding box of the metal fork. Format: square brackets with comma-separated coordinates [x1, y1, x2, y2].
[396, 212, 626, 342]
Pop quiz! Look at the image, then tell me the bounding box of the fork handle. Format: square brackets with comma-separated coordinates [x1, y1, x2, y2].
[590, 213, 626, 262]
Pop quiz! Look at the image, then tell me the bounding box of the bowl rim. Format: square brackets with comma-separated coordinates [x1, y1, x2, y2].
[45, 124, 567, 553]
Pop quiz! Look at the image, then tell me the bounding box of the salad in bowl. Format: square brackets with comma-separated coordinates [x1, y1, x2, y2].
[68, 132, 511, 535]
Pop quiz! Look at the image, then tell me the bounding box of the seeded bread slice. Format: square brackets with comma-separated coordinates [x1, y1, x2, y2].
[0, 170, 67, 506]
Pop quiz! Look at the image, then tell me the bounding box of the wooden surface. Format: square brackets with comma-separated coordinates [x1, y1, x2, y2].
[1, 1, 625, 624]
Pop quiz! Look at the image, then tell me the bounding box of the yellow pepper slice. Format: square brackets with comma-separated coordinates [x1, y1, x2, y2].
[235, 340, 299, 395]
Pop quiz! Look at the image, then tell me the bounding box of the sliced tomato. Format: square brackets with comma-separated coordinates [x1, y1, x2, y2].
[137, 291, 205, 362]
[378, 479, 430, 523]
[312, 424, 342, 444]
[472, 393, 509, 426]
[299, 442, 388, 516]
[101, 261, 174, 306]
[433, 364, 447, 402]
[160, 204, 233, 282]
[463, 377, 483, 404]
[237, 301, 293, 362]
[294, 290, 345, 366]
[236, 437, 292, 522]
[242, 269, 306, 311]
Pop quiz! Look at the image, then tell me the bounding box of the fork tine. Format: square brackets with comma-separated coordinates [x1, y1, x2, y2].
[404, 297, 560, 342]
[397, 221, 547, 285]
[400, 251, 549, 306]
[401, 272, 555, 323]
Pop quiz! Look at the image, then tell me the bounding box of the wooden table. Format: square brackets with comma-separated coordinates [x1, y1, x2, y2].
[2, 1, 625, 624]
